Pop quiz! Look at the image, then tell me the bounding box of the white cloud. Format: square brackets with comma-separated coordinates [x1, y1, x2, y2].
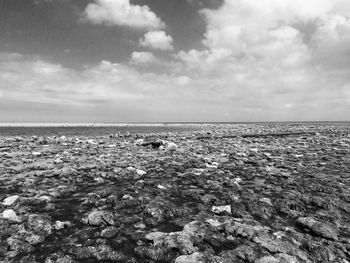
[83, 0, 165, 29]
[139, 31, 174, 50]
[130, 51, 158, 64]
[1, 51, 349, 122]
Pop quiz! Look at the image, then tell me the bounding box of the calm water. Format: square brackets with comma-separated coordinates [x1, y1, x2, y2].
[0, 122, 348, 137]
[0, 125, 205, 137]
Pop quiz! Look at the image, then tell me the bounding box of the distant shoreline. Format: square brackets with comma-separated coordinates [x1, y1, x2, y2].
[0, 121, 349, 127]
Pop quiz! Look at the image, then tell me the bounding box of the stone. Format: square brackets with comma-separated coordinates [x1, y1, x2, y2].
[255, 256, 279, 263]
[54, 220, 71, 230]
[88, 245, 126, 261]
[101, 226, 118, 238]
[166, 142, 178, 151]
[212, 205, 232, 215]
[27, 214, 53, 236]
[297, 217, 338, 240]
[86, 211, 115, 227]
[2, 195, 20, 206]
[175, 252, 205, 263]
[2, 209, 21, 222]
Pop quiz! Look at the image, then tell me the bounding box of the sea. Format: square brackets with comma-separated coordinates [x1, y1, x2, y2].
[0, 123, 207, 137]
[0, 122, 348, 137]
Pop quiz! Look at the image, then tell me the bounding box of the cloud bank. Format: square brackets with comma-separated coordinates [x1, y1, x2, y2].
[1, 0, 350, 122]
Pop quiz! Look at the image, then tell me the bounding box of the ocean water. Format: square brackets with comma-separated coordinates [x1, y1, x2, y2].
[0, 124, 205, 137]
[0, 122, 348, 137]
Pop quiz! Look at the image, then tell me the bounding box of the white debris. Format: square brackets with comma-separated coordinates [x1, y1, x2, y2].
[32, 151, 41, 156]
[211, 205, 232, 214]
[2, 195, 19, 206]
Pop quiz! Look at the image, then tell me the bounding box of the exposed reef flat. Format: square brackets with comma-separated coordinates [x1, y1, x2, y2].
[0, 123, 349, 262]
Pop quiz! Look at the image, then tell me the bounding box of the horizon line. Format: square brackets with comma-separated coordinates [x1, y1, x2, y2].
[0, 121, 349, 127]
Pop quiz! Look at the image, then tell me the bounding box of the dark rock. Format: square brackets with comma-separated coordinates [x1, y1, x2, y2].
[297, 217, 338, 240]
[84, 211, 115, 227]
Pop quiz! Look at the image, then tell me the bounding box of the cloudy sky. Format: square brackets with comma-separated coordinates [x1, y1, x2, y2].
[0, 0, 349, 122]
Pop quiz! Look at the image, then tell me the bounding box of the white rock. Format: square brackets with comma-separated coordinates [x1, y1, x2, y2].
[206, 219, 222, 227]
[127, 167, 147, 176]
[157, 184, 167, 190]
[205, 163, 218, 169]
[134, 139, 144, 145]
[250, 148, 259, 153]
[126, 167, 136, 172]
[211, 205, 231, 215]
[136, 169, 146, 176]
[166, 142, 178, 151]
[2, 209, 21, 222]
[2, 195, 19, 206]
[54, 220, 71, 230]
[32, 151, 41, 156]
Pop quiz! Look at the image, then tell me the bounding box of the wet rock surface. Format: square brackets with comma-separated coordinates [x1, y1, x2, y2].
[0, 123, 350, 262]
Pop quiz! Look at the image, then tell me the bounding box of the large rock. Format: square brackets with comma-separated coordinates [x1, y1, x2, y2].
[144, 220, 212, 257]
[2, 195, 20, 206]
[2, 209, 21, 222]
[175, 252, 205, 263]
[296, 217, 338, 241]
[88, 245, 126, 261]
[85, 211, 115, 227]
[27, 214, 53, 237]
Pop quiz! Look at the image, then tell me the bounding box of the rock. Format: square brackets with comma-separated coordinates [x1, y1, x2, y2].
[144, 197, 175, 223]
[19, 230, 45, 245]
[212, 205, 232, 215]
[101, 226, 118, 238]
[2, 209, 21, 222]
[27, 214, 53, 236]
[166, 142, 178, 151]
[2, 195, 20, 206]
[175, 252, 205, 263]
[219, 244, 262, 263]
[297, 217, 338, 240]
[54, 220, 71, 230]
[127, 166, 146, 176]
[7, 237, 34, 255]
[255, 256, 279, 263]
[88, 245, 126, 261]
[86, 211, 115, 227]
[55, 255, 77, 263]
[136, 169, 147, 176]
[145, 220, 212, 257]
[255, 253, 299, 263]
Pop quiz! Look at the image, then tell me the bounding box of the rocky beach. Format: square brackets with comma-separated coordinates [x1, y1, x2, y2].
[0, 123, 349, 263]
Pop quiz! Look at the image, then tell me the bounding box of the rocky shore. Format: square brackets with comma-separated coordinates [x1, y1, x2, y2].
[0, 123, 349, 263]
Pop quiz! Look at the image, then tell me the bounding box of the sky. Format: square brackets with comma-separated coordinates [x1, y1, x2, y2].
[0, 0, 349, 122]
